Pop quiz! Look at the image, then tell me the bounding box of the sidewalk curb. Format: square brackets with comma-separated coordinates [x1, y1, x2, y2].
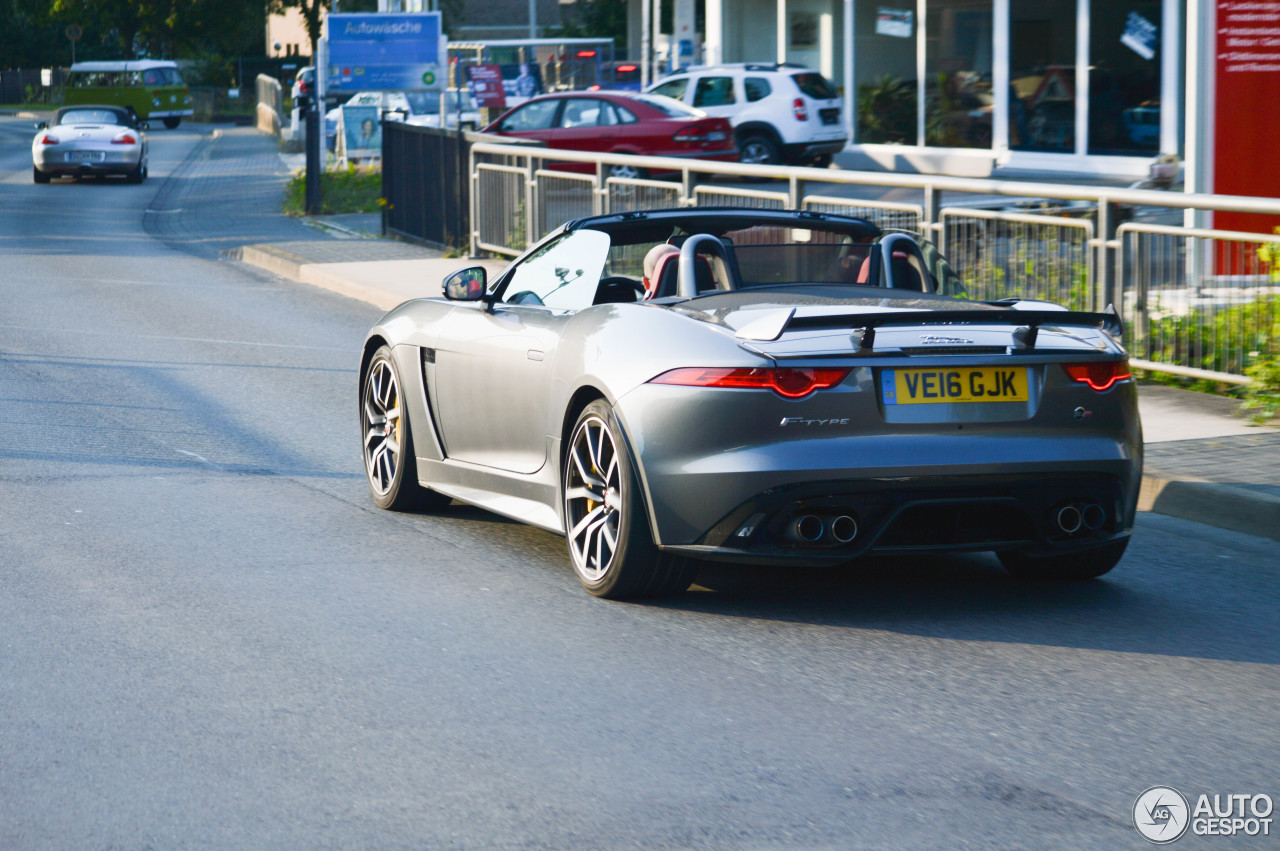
[1139, 471, 1280, 541]
[228, 244, 308, 281]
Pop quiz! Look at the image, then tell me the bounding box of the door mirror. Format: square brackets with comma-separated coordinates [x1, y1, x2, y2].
[35, 121, 48, 130]
[443, 266, 487, 301]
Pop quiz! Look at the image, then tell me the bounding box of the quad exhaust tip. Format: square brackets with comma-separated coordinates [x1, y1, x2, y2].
[829, 515, 858, 543]
[784, 514, 859, 545]
[1056, 503, 1106, 535]
[786, 514, 825, 543]
[1057, 505, 1082, 534]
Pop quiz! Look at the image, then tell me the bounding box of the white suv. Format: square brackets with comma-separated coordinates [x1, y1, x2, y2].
[647, 63, 845, 167]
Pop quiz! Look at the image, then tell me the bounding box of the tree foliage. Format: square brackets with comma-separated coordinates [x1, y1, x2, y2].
[1, 0, 266, 67]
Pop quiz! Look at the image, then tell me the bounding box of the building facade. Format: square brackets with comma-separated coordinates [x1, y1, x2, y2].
[632, 0, 1193, 178]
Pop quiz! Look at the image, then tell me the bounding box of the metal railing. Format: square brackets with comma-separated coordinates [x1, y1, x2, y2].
[469, 142, 1280, 382]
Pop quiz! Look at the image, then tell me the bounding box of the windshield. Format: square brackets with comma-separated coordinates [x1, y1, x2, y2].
[404, 92, 440, 115]
[630, 93, 702, 117]
[59, 109, 123, 125]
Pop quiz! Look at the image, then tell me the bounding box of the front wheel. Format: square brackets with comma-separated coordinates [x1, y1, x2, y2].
[361, 345, 451, 512]
[998, 538, 1128, 580]
[163, 117, 181, 129]
[563, 400, 694, 599]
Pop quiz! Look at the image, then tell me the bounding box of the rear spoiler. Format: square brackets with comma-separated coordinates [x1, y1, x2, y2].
[736, 306, 1123, 349]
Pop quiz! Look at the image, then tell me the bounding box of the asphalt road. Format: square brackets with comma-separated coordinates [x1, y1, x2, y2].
[1, 117, 1277, 850]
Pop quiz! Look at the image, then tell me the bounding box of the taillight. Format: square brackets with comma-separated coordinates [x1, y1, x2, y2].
[650, 367, 851, 399]
[1062, 360, 1131, 392]
[39, 134, 59, 145]
[112, 132, 137, 145]
[673, 124, 707, 142]
[299, 81, 308, 95]
[793, 98, 808, 121]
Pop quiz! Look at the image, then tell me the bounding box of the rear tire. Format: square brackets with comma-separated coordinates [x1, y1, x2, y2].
[998, 538, 1128, 580]
[126, 160, 145, 184]
[33, 166, 50, 184]
[361, 345, 451, 512]
[738, 133, 780, 166]
[163, 117, 181, 129]
[563, 400, 694, 599]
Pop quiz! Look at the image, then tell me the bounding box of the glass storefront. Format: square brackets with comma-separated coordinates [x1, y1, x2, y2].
[854, 4, 917, 144]
[925, 0, 993, 149]
[1088, 1, 1162, 155]
[851, 0, 1174, 161]
[1010, 0, 1077, 152]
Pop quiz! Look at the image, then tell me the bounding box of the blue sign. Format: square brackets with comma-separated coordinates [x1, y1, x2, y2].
[327, 12, 443, 91]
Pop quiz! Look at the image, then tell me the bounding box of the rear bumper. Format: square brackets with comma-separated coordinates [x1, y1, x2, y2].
[614, 377, 1142, 557]
[33, 148, 141, 175]
[660, 472, 1134, 566]
[783, 138, 847, 162]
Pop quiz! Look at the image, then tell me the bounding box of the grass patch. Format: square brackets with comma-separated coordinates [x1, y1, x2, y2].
[284, 164, 384, 216]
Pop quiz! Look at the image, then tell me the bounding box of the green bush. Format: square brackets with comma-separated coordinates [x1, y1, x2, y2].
[283, 164, 384, 216]
[1139, 295, 1280, 376]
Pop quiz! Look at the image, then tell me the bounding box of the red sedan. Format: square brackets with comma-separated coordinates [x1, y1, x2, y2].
[481, 91, 738, 178]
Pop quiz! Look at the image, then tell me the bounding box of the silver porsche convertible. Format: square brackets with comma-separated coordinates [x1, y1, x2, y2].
[32, 105, 148, 184]
[360, 208, 1141, 598]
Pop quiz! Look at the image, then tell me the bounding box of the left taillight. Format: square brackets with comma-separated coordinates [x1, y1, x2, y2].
[112, 132, 138, 145]
[792, 97, 808, 121]
[39, 134, 59, 145]
[1062, 360, 1132, 392]
[650, 367, 851, 399]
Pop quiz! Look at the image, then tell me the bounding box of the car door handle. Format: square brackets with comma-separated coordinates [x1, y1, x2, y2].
[527, 349, 544, 361]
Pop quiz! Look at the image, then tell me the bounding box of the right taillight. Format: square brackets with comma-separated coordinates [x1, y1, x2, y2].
[1062, 360, 1131, 392]
[792, 98, 808, 121]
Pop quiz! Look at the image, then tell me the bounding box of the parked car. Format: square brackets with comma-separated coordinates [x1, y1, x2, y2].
[325, 90, 481, 151]
[32, 105, 148, 183]
[647, 62, 846, 167]
[359, 207, 1141, 599]
[291, 66, 314, 102]
[481, 91, 737, 178]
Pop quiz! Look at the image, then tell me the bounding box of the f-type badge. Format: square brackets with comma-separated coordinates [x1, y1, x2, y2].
[780, 417, 850, 427]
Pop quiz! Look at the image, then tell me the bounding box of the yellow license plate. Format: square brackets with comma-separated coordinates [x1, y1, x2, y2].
[882, 367, 1029, 405]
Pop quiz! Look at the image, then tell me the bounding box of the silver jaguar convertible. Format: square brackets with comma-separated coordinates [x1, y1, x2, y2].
[360, 208, 1141, 598]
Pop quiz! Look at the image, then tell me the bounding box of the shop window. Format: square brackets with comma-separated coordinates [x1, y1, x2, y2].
[1088, 1, 1161, 155]
[1010, 0, 1077, 152]
[924, 0, 993, 149]
[855, 2, 917, 144]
